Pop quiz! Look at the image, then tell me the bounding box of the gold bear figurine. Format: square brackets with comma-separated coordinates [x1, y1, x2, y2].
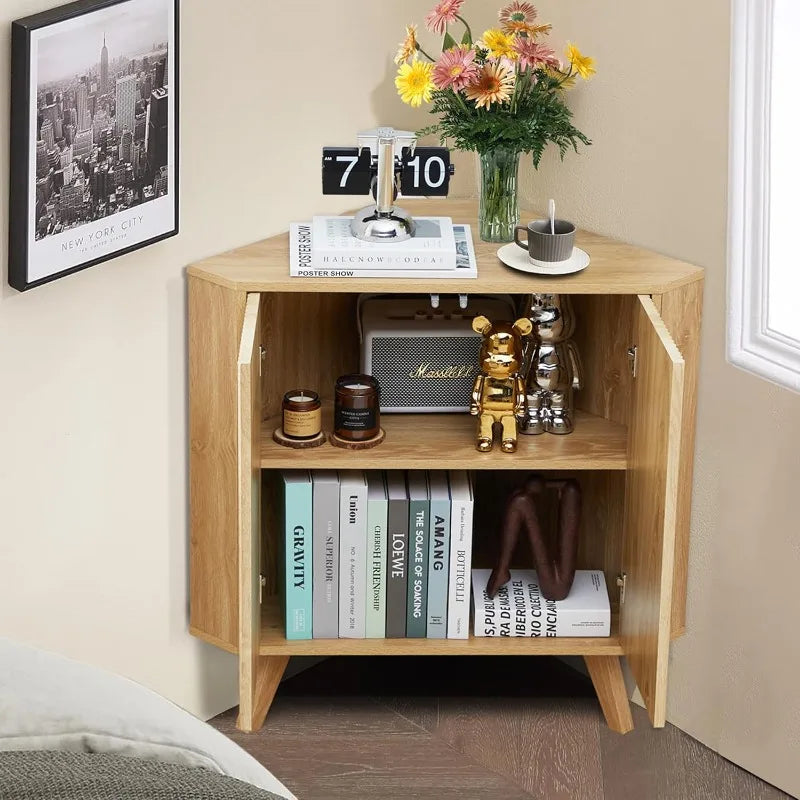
[470, 315, 533, 453]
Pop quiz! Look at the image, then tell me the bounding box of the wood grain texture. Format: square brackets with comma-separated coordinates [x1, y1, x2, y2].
[434, 696, 603, 800]
[216, 698, 533, 800]
[599, 704, 791, 800]
[584, 656, 634, 734]
[654, 281, 704, 639]
[188, 276, 247, 649]
[247, 656, 290, 733]
[211, 658, 790, 800]
[258, 595, 623, 656]
[577, 471, 627, 609]
[259, 293, 358, 419]
[237, 293, 263, 730]
[188, 200, 704, 295]
[572, 294, 636, 426]
[621, 296, 684, 727]
[261, 409, 628, 470]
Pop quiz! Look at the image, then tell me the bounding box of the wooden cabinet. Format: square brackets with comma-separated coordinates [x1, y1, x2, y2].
[187, 200, 703, 734]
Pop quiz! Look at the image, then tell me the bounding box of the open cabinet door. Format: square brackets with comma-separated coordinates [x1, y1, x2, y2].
[237, 294, 288, 731]
[621, 295, 685, 727]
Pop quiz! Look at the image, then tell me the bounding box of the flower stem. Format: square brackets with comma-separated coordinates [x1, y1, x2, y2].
[455, 14, 473, 43]
[416, 44, 437, 62]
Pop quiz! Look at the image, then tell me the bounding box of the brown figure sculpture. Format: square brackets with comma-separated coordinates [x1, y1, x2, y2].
[486, 475, 581, 601]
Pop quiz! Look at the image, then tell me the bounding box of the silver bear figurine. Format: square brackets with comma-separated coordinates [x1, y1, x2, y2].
[520, 294, 583, 435]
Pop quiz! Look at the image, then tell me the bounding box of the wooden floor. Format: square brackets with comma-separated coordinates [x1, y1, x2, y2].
[211, 657, 791, 800]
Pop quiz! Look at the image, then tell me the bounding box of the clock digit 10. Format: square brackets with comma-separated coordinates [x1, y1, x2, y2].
[400, 147, 452, 197]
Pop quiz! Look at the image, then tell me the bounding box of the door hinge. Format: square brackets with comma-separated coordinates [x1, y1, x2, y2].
[627, 346, 638, 378]
[258, 345, 266, 377]
[616, 573, 627, 604]
[259, 574, 266, 604]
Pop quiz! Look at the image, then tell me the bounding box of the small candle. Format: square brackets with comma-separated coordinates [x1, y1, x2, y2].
[282, 390, 321, 440]
[334, 374, 380, 442]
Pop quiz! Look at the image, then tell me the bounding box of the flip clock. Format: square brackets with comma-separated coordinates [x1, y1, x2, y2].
[321, 127, 455, 243]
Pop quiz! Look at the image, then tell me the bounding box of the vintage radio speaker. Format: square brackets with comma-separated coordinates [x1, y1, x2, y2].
[359, 294, 516, 412]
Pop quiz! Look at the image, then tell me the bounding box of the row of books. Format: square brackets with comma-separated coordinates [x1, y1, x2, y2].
[281, 470, 474, 639]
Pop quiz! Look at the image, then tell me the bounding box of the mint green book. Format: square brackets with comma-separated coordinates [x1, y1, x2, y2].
[281, 470, 312, 640]
[365, 473, 388, 638]
[406, 472, 430, 638]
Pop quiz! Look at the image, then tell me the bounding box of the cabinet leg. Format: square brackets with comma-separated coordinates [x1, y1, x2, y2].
[584, 655, 634, 734]
[237, 655, 289, 733]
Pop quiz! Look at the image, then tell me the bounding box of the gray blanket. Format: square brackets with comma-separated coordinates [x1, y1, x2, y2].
[0, 751, 286, 800]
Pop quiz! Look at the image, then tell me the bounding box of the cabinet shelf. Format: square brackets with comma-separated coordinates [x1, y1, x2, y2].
[259, 410, 628, 471]
[258, 596, 623, 657]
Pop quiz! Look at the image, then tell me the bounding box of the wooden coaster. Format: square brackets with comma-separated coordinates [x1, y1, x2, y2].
[272, 428, 326, 449]
[329, 428, 386, 450]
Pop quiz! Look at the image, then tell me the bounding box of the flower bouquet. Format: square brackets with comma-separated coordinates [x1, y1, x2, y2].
[394, 1, 594, 242]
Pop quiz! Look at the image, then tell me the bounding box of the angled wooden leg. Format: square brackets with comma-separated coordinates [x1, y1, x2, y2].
[237, 655, 289, 733]
[584, 655, 634, 734]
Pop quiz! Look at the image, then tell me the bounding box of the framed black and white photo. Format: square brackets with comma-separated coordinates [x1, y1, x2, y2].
[9, 0, 179, 292]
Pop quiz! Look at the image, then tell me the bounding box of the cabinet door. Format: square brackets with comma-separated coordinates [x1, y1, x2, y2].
[237, 293, 264, 728]
[621, 295, 685, 727]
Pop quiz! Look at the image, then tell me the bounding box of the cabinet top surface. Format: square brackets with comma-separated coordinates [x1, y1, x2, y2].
[187, 200, 704, 295]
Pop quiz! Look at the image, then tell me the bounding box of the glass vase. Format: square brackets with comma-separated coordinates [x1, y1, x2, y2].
[478, 147, 521, 243]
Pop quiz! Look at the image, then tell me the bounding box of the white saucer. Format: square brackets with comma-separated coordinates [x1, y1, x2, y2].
[497, 243, 590, 276]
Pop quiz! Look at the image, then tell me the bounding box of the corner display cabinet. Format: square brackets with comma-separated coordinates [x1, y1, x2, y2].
[188, 200, 703, 734]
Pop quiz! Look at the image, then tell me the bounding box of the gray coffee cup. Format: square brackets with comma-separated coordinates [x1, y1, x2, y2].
[514, 219, 576, 263]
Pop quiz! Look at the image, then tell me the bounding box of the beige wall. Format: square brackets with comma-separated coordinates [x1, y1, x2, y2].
[3, 0, 798, 793]
[0, 0, 482, 719]
[527, 1, 800, 796]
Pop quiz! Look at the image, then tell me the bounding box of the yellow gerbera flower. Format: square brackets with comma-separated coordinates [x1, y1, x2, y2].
[395, 58, 435, 107]
[394, 25, 419, 65]
[566, 43, 596, 80]
[480, 28, 517, 61]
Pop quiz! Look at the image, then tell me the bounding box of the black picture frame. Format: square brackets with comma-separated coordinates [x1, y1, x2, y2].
[9, 0, 179, 292]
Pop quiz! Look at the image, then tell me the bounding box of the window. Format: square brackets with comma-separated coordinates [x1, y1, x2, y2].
[728, 0, 800, 392]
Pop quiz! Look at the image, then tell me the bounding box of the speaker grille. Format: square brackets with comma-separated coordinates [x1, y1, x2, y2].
[371, 336, 481, 410]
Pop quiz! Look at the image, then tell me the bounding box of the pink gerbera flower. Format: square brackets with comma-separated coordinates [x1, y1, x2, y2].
[425, 0, 465, 35]
[498, 1, 537, 34]
[432, 46, 480, 91]
[513, 37, 560, 71]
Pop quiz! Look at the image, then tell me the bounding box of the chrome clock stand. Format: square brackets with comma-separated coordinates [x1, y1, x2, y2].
[350, 127, 417, 243]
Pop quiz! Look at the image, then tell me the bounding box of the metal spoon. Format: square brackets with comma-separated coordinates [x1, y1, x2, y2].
[548, 198, 556, 235]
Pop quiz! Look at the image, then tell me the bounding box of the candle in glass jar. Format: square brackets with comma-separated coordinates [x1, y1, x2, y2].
[334, 374, 380, 441]
[282, 390, 321, 440]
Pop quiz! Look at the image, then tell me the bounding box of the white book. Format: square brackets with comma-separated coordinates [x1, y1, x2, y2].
[289, 223, 478, 280]
[338, 471, 369, 638]
[446, 471, 474, 639]
[365, 472, 388, 639]
[471, 569, 611, 637]
[312, 215, 457, 270]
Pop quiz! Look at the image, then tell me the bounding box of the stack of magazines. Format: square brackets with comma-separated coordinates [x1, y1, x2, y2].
[289, 216, 477, 279]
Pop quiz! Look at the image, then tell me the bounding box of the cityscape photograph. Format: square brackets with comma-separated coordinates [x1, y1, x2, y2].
[32, 0, 172, 241]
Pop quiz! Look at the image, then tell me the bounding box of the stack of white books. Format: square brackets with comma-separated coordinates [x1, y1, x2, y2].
[471, 569, 611, 637]
[289, 215, 477, 279]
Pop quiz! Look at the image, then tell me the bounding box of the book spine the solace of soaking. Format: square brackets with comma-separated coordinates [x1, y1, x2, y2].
[406, 472, 430, 638]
